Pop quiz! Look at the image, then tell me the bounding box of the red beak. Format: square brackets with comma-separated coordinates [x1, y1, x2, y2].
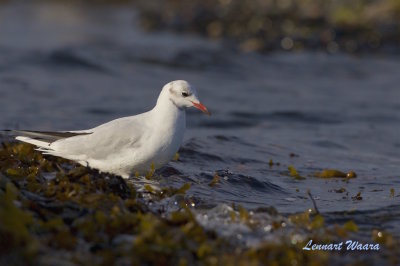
[191, 101, 211, 116]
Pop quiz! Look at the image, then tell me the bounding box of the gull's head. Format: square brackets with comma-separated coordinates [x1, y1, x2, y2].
[163, 80, 210, 115]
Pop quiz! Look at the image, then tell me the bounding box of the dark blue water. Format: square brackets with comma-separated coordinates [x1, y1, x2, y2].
[1, 1, 399, 252]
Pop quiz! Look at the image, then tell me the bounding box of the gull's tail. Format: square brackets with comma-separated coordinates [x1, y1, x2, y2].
[15, 136, 51, 148]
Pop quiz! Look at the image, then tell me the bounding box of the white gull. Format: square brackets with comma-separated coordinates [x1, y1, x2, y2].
[14, 80, 210, 178]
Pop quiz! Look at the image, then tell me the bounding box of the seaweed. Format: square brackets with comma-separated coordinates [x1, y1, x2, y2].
[208, 173, 220, 187]
[314, 169, 357, 178]
[352, 192, 363, 201]
[288, 165, 306, 180]
[0, 142, 398, 265]
[389, 188, 395, 198]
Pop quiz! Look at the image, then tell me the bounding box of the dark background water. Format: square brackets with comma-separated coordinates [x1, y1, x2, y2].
[0, 1, 399, 253]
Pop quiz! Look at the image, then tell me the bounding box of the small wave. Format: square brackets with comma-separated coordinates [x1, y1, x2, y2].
[46, 49, 108, 72]
[231, 110, 342, 125]
[156, 166, 183, 177]
[199, 119, 257, 129]
[313, 140, 348, 150]
[179, 147, 224, 162]
[209, 135, 258, 148]
[179, 138, 225, 163]
[84, 108, 115, 115]
[199, 170, 285, 194]
[136, 47, 230, 70]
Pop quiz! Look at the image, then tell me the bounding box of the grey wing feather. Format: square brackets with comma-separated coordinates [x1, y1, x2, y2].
[7, 130, 92, 143]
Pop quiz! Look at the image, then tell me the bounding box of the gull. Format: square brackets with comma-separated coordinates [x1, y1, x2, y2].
[11, 80, 210, 178]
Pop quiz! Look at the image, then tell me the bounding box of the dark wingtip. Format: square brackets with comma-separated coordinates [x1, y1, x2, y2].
[1, 130, 19, 135]
[0, 130, 13, 138]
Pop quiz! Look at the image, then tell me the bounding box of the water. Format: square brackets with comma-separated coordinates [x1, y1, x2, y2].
[1, 1, 399, 256]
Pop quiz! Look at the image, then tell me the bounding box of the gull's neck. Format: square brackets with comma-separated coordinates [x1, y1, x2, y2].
[151, 94, 186, 129]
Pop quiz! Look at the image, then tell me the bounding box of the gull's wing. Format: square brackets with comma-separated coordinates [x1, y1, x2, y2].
[10, 111, 152, 162]
[48, 115, 150, 160]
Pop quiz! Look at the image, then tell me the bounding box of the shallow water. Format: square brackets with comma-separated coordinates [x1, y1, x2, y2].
[1, 1, 399, 255]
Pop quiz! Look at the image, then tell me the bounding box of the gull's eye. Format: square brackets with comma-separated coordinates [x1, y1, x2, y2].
[181, 92, 189, 97]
